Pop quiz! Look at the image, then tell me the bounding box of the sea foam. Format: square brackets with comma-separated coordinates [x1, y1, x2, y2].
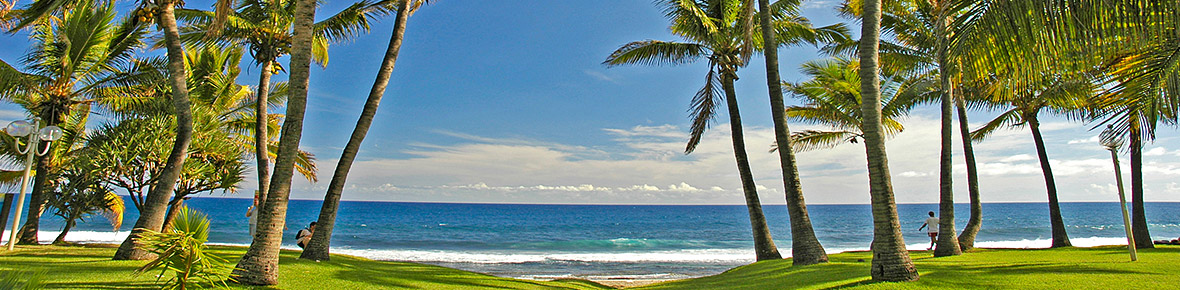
[2, 230, 1144, 265]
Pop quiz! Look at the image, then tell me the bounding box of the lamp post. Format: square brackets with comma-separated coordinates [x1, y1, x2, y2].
[4, 118, 63, 250]
[1101, 125, 1136, 261]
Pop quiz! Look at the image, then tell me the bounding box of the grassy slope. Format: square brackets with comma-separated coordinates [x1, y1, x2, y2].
[2, 245, 1177, 289]
[639, 246, 1180, 289]
[0, 244, 609, 290]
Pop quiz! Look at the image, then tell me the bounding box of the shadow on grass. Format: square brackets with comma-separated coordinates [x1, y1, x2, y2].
[323, 258, 597, 289]
[44, 281, 160, 289]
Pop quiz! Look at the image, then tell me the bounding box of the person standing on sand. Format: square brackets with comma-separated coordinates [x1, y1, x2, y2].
[918, 211, 939, 250]
[246, 199, 258, 237]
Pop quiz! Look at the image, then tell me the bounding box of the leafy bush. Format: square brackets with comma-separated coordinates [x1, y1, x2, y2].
[134, 206, 234, 289]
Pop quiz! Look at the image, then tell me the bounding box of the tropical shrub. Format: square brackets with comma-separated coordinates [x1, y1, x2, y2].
[134, 206, 234, 289]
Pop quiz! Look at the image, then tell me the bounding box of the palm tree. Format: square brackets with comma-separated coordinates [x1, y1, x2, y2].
[232, 0, 319, 283]
[754, 0, 846, 266]
[5, 0, 235, 260]
[606, 0, 842, 261]
[777, 58, 933, 153]
[857, 0, 918, 281]
[970, 75, 1095, 248]
[0, 0, 147, 244]
[301, 0, 425, 261]
[176, 0, 391, 205]
[1086, 2, 1178, 248]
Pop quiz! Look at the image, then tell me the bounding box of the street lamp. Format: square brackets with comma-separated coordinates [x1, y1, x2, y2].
[1100, 125, 1136, 261]
[4, 119, 62, 250]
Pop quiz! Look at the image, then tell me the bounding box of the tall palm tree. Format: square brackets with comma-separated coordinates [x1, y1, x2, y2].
[955, 0, 1178, 250]
[970, 75, 1095, 248]
[858, 0, 918, 282]
[176, 0, 391, 205]
[840, 0, 988, 255]
[0, 0, 147, 244]
[1086, 1, 1178, 248]
[7, 0, 234, 260]
[778, 58, 933, 153]
[232, 0, 318, 283]
[753, 0, 846, 266]
[301, 0, 425, 261]
[606, 0, 843, 261]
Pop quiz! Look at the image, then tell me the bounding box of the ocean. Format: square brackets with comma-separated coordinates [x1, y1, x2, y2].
[4, 197, 1179, 279]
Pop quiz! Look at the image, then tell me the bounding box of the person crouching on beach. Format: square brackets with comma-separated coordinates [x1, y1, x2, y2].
[918, 211, 938, 251]
[297, 222, 316, 249]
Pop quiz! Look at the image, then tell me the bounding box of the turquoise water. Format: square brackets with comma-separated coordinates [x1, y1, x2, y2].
[6, 197, 1179, 278]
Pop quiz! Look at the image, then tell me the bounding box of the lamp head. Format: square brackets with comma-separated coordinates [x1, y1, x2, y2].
[5, 120, 34, 137]
[1099, 125, 1123, 151]
[39, 126, 64, 141]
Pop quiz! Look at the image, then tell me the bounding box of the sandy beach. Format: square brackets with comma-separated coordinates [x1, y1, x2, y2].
[584, 279, 677, 288]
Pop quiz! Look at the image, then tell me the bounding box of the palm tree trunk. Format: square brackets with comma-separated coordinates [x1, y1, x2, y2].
[161, 196, 186, 231]
[114, 1, 195, 260]
[1129, 126, 1153, 249]
[233, 0, 317, 284]
[954, 97, 982, 251]
[0, 194, 12, 237]
[17, 108, 64, 244]
[16, 153, 50, 244]
[301, 0, 413, 262]
[721, 72, 781, 261]
[932, 13, 960, 257]
[254, 60, 273, 205]
[53, 218, 76, 244]
[755, 0, 826, 266]
[860, 0, 918, 281]
[1027, 116, 1070, 248]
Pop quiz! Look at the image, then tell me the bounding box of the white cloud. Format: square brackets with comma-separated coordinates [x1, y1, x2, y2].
[899, 171, 931, 177]
[1144, 147, 1168, 156]
[256, 115, 1180, 204]
[584, 69, 617, 83]
[1068, 136, 1100, 145]
[998, 154, 1035, 162]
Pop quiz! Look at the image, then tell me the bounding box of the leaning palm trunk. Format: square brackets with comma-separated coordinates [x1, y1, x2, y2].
[1128, 127, 1152, 249]
[232, 0, 317, 284]
[954, 97, 982, 251]
[254, 60, 273, 206]
[16, 154, 50, 244]
[721, 72, 781, 261]
[860, 0, 918, 281]
[933, 14, 960, 257]
[755, 0, 826, 266]
[161, 197, 186, 231]
[17, 108, 66, 244]
[114, 1, 195, 260]
[52, 218, 77, 244]
[301, 0, 413, 261]
[1027, 117, 1070, 248]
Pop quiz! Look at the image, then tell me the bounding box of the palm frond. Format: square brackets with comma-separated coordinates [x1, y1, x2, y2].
[970, 108, 1021, 142]
[685, 65, 722, 154]
[603, 40, 707, 67]
[787, 130, 859, 152]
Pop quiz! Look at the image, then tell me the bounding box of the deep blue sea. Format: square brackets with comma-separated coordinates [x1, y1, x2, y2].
[4, 197, 1179, 279]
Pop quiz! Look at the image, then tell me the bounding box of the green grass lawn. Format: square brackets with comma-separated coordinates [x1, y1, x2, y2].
[0, 244, 609, 289]
[638, 246, 1180, 289]
[2, 244, 1176, 289]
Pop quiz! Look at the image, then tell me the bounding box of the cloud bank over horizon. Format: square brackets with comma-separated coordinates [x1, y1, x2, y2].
[225, 115, 1180, 205]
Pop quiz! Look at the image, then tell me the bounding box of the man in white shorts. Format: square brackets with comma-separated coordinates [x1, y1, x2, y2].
[917, 211, 939, 251]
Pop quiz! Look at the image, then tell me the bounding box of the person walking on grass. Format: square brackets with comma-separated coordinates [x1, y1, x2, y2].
[918, 211, 939, 250]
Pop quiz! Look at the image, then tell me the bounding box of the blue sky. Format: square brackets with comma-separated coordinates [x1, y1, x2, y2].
[2, 0, 1177, 205]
